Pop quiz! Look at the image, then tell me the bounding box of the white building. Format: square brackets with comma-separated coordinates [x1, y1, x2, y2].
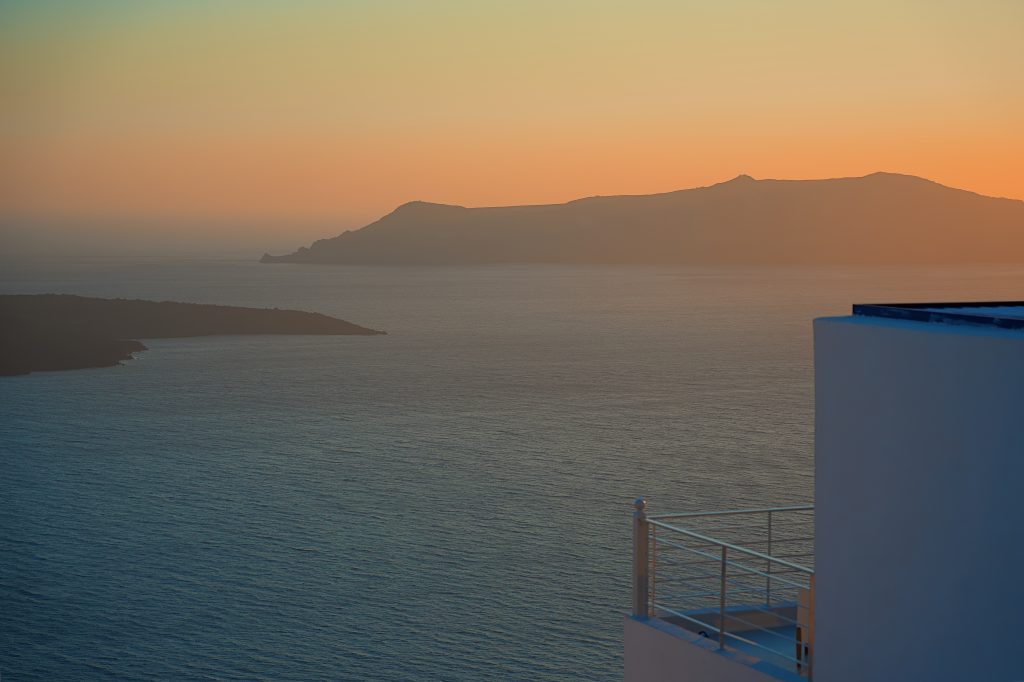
[624, 301, 1024, 681]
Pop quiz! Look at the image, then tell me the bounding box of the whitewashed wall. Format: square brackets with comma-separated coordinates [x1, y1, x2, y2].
[814, 316, 1024, 682]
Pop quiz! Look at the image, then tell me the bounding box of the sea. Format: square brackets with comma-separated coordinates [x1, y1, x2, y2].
[3, 258, 1023, 681]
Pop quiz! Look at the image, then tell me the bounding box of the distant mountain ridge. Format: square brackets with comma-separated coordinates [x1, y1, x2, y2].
[261, 173, 1024, 265]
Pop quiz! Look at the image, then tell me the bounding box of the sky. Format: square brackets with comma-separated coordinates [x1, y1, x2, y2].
[1, 0, 1022, 251]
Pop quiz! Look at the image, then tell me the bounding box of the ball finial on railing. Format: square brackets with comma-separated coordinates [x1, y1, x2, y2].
[634, 497, 647, 512]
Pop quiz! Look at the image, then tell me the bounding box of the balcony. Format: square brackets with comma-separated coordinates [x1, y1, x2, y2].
[625, 501, 814, 682]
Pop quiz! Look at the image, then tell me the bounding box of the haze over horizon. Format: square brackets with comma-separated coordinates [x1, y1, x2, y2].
[4, 171, 1019, 259]
[2, 1, 1023, 254]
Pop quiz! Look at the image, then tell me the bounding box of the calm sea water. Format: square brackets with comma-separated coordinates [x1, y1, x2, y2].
[3, 259, 1024, 680]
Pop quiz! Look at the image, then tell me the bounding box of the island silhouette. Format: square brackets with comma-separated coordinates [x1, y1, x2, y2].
[261, 173, 1024, 266]
[0, 295, 385, 376]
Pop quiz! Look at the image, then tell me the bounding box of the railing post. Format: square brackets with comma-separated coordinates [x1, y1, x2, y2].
[766, 509, 773, 606]
[807, 573, 815, 680]
[632, 497, 649, 618]
[719, 545, 728, 649]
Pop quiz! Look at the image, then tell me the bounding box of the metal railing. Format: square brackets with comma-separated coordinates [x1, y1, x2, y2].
[632, 499, 815, 678]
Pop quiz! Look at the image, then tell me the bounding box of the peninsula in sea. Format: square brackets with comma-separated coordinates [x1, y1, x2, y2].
[0, 294, 385, 376]
[261, 173, 1024, 266]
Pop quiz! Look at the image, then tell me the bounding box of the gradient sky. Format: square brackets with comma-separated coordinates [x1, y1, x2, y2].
[2, 0, 1022, 238]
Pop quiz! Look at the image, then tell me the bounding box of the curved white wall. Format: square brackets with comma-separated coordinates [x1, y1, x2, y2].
[814, 316, 1024, 682]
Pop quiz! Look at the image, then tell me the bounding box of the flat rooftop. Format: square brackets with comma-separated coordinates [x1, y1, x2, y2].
[852, 301, 1024, 330]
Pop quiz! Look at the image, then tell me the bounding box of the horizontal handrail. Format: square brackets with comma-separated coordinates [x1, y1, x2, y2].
[649, 504, 813, 521]
[649, 519, 814, 574]
[654, 537, 811, 589]
[659, 581, 794, 598]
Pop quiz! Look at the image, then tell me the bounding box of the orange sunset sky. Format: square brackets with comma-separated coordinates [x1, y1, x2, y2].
[1, 0, 1022, 247]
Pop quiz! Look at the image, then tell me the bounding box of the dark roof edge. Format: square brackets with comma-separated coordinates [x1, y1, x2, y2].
[853, 302, 1024, 330]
